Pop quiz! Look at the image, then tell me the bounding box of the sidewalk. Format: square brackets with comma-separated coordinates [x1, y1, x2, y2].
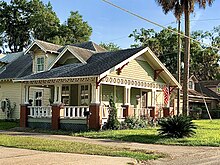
[1, 130, 220, 165]
[0, 146, 135, 165]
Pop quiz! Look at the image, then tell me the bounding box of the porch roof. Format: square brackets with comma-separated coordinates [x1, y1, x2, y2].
[15, 47, 145, 81]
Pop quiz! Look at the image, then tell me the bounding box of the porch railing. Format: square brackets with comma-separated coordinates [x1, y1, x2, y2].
[28, 106, 52, 118]
[63, 106, 89, 118]
[101, 106, 125, 125]
[133, 108, 151, 119]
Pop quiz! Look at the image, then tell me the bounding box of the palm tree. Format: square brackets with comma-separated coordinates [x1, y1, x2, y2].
[155, 0, 214, 116]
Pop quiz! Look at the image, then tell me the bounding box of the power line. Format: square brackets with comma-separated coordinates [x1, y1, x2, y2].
[101, 0, 220, 51]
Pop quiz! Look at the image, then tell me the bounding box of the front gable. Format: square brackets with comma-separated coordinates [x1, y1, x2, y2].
[108, 52, 166, 84]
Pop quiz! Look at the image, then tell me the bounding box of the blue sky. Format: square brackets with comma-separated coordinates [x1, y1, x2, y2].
[4, 0, 220, 48]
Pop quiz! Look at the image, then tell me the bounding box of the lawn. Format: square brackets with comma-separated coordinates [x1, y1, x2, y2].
[75, 119, 220, 147]
[0, 120, 19, 130]
[0, 134, 163, 161]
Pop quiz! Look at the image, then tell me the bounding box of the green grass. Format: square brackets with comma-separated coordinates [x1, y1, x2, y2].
[0, 120, 19, 130]
[0, 134, 163, 161]
[75, 119, 220, 147]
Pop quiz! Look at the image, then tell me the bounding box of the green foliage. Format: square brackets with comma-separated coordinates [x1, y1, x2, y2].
[99, 42, 120, 51]
[105, 97, 120, 130]
[0, 1, 92, 52]
[121, 116, 148, 129]
[158, 115, 197, 138]
[57, 11, 92, 45]
[129, 26, 220, 80]
[76, 120, 220, 146]
[0, 134, 162, 161]
[0, 120, 19, 130]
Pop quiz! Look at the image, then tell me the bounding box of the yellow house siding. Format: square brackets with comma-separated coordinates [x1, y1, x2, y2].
[0, 81, 23, 119]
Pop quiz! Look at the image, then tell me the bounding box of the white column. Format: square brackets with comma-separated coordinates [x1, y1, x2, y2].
[151, 89, 156, 107]
[24, 85, 30, 104]
[54, 85, 62, 103]
[124, 86, 131, 105]
[91, 83, 100, 104]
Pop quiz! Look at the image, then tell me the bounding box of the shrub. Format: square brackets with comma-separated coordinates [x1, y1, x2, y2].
[120, 116, 148, 129]
[158, 115, 197, 138]
[105, 97, 120, 130]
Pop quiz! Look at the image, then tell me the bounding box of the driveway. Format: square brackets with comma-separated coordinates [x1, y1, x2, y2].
[1, 130, 220, 165]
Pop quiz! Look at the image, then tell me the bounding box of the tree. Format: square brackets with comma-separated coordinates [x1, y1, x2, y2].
[0, 0, 32, 52]
[58, 11, 92, 45]
[156, 0, 214, 116]
[99, 42, 120, 51]
[0, 1, 93, 51]
[30, 0, 60, 43]
[129, 27, 184, 75]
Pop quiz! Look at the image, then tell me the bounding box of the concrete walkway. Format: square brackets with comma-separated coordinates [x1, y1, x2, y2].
[0, 146, 135, 165]
[1, 130, 220, 165]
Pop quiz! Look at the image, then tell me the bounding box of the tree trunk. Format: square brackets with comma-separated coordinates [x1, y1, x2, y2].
[177, 20, 181, 115]
[183, 3, 190, 116]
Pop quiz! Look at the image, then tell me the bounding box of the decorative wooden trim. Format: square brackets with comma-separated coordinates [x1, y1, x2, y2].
[116, 62, 129, 75]
[101, 76, 165, 90]
[154, 69, 164, 81]
[23, 77, 96, 85]
[169, 86, 177, 94]
[96, 76, 107, 88]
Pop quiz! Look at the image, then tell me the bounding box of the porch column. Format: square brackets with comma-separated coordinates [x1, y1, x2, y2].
[89, 83, 101, 130]
[151, 89, 156, 107]
[91, 83, 100, 104]
[51, 104, 62, 130]
[20, 104, 29, 127]
[123, 86, 133, 118]
[54, 85, 62, 103]
[24, 85, 30, 104]
[124, 86, 131, 105]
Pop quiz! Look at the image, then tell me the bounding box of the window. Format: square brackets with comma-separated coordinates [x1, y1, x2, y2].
[36, 57, 44, 72]
[80, 84, 90, 105]
[62, 85, 70, 105]
[34, 91, 43, 106]
[189, 81, 194, 89]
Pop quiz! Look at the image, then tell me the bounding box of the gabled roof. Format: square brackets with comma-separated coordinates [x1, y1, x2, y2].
[72, 41, 106, 52]
[0, 52, 24, 64]
[200, 80, 220, 86]
[25, 40, 63, 54]
[0, 53, 32, 80]
[195, 83, 220, 99]
[16, 46, 181, 89]
[17, 47, 145, 80]
[48, 45, 95, 70]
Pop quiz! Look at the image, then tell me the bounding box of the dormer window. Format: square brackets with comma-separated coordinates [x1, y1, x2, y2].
[189, 80, 194, 90]
[37, 57, 44, 72]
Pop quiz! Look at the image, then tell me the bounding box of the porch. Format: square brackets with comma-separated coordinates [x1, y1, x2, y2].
[20, 76, 171, 131]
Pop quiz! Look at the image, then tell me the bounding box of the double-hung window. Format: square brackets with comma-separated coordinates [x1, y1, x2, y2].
[37, 57, 44, 72]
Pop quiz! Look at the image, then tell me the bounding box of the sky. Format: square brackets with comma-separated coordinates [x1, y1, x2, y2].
[4, 0, 220, 48]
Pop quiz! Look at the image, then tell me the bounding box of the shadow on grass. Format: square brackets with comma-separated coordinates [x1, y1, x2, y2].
[96, 134, 165, 144]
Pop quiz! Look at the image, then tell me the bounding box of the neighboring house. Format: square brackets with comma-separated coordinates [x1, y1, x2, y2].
[1, 40, 181, 130]
[178, 76, 220, 118]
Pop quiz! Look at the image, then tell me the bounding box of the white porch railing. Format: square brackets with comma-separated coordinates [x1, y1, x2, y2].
[133, 108, 151, 119]
[28, 106, 52, 118]
[101, 106, 125, 124]
[63, 106, 89, 118]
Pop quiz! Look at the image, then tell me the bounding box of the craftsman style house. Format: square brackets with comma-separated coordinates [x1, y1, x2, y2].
[1, 40, 181, 130]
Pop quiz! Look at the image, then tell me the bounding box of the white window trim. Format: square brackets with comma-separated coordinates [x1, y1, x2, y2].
[33, 89, 44, 106]
[36, 56, 45, 73]
[78, 84, 90, 106]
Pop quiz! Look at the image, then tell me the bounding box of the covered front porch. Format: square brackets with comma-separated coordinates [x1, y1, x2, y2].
[20, 75, 171, 130]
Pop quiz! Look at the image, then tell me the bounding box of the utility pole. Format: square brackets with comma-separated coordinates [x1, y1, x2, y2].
[177, 20, 181, 115]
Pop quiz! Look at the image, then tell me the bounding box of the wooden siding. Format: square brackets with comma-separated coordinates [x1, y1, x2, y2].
[29, 87, 51, 106]
[0, 81, 22, 119]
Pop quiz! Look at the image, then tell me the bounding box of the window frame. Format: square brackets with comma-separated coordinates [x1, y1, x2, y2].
[36, 56, 45, 72]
